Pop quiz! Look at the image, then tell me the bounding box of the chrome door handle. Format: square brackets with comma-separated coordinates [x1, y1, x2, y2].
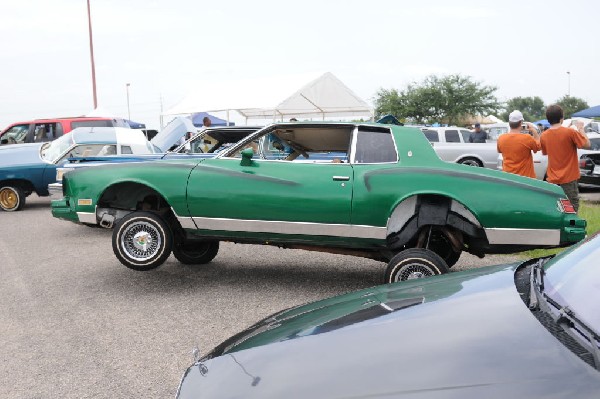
[332, 176, 350, 181]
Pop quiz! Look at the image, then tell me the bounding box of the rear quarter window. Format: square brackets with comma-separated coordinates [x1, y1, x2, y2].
[422, 129, 439, 142]
[353, 128, 397, 163]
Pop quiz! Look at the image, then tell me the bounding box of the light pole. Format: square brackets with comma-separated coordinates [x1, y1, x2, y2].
[567, 71, 571, 97]
[126, 83, 131, 120]
[86, 0, 98, 109]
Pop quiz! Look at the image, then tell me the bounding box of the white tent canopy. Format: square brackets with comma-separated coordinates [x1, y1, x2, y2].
[240, 72, 374, 120]
[163, 72, 373, 121]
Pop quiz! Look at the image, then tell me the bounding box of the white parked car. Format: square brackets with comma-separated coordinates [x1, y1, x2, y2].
[421, 127, 499, 168]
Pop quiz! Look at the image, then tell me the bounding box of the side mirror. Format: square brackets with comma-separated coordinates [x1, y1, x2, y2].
[240, 147, 254, 166]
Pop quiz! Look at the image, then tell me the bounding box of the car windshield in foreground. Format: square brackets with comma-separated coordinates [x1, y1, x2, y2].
[589, 138, 600, 151]
[40, 133, 74, 163]
[542, 233, 600, 332]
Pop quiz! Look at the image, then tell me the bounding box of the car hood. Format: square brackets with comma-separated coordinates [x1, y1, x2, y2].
[0, 143, 45, 167]
[178, 263, 600, 398]
[150, 117, 197, 153]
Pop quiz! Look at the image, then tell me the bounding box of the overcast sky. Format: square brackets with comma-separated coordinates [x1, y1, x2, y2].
[1, 0, 598, 129]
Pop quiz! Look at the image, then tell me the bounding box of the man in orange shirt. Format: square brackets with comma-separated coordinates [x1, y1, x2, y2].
[540, 104, 590, 212]
[497, 110, 541, 179]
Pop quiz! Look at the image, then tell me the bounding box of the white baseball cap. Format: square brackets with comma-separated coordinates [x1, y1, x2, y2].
[508, 110, 524, 123]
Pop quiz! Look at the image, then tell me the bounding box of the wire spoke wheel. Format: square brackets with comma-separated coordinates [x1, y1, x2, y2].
[120, 221, 162, 262]
[0, 186, 25, 212]
[385, 248, 449, 284]
[112, 212, 172, 271]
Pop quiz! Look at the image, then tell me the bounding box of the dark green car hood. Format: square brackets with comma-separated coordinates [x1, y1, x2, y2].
[178, 262, 600, 398]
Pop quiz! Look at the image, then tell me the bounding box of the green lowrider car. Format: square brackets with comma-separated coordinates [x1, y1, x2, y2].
[51, 122, 586, 282]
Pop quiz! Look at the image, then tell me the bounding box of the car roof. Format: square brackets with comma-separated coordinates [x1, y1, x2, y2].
[70, 127, 147, 146]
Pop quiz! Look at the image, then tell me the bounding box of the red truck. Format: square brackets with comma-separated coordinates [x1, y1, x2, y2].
[0, 116, 129, 145]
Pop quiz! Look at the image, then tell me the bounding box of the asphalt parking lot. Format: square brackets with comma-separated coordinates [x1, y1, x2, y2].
[1, 192, 596, 398]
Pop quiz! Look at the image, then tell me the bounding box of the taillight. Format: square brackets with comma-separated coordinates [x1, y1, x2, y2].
[579, 158, 587, 168]
[559, 199, 576, 213]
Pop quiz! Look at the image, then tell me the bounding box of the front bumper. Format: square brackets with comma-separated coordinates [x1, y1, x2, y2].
[51, 197, 80, 223]
[48, 182, 63, 198]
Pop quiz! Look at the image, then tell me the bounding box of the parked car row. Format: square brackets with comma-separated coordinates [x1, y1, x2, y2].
[0, 117, 200, 212]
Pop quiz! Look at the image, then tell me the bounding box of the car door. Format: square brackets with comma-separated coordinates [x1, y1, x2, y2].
[185, 136, 354, 238]
[348, 126, 400, 230]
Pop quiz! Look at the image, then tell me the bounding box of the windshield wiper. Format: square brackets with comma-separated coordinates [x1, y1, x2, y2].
[528, 259, 546, 310]
[547, 300, 600, 369]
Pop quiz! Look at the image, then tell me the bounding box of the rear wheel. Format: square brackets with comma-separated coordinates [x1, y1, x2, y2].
[425, 229, 461, 267]
[173, 241, 219, 265]
[384, 248, 449, 284]
[112, 211, 173, 271]
[0, 186, 25, 212]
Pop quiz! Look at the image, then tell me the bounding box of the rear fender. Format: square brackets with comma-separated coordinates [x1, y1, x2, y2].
[386, 194, 482, 249]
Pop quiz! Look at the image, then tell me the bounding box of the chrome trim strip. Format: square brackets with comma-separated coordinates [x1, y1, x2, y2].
[177, 216, 197, 230]
[77, 212, 97, 225]
[174, 207, 198, 229]
[485, 228, 560, 246]
[188, 216, 387, 240]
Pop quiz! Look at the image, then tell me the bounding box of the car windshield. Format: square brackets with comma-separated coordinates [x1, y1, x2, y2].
[40, 133, 74, 162]
[589, 138, 600, 151]
[543, 233, 600, 332]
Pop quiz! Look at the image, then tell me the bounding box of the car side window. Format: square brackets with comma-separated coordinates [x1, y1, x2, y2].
[460, 130, 471, 142]
[33, 124, 46, 143]
[445, 130, 460, 143]
[353, 128, 397, 164]
[225, 127, 352, 162]
[422, 129, 439, 142]
[2, 124, 30, 144]
[121, 145, 133, 154]
[57, 144, 114, 163]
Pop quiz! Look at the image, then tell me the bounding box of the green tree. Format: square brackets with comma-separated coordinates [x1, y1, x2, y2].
[555, 95, 589, 119]
[373, 88, 405, 120]
[374, 74, 501, 125]
[500, 96, 545, 122]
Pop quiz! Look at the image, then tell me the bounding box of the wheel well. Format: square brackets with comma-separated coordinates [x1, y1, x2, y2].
[0, 179, 35, 195]
[386, 194, 485, 255]
[97, 182, 179, 230]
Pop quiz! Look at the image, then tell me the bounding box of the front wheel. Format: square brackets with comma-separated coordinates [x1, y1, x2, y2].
[384, 248, 449, 284]
[112, 212, 173, 271]
[173, 241, 219, 265]
[0, 186, 26, 211]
